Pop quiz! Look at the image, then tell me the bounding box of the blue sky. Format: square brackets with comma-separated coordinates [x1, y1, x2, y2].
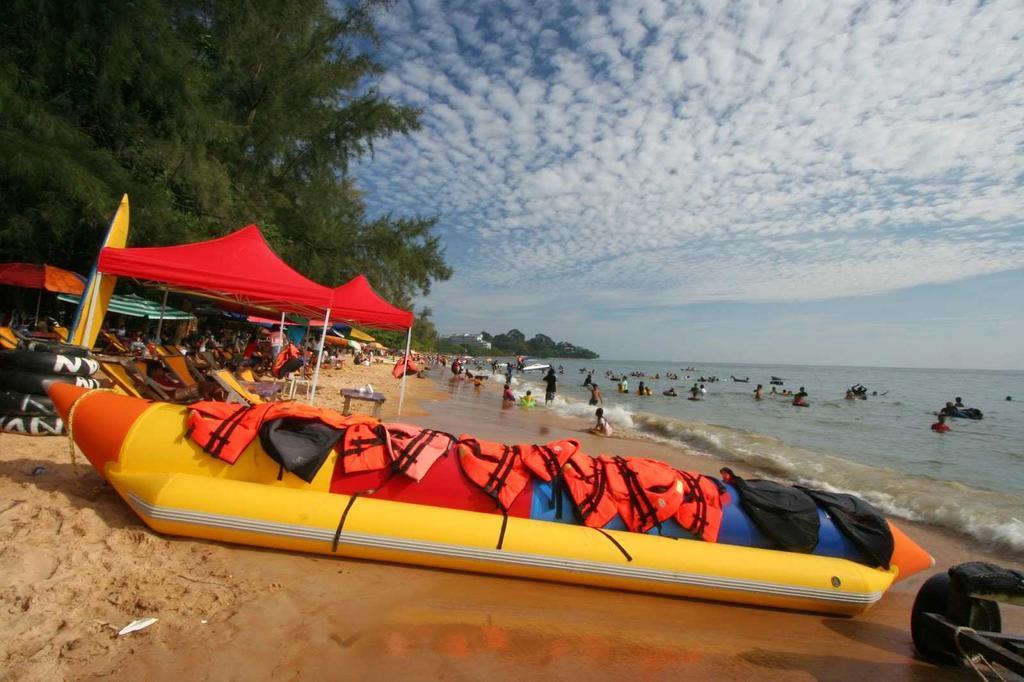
[352, 0, 1024, 369]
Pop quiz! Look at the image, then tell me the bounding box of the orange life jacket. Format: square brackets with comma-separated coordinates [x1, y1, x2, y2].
[186, 401, 368, 464]
[338, 422, 394, 474]
[601, 456, 684, 533]
[520, 438, 580, 481]
[457, 436, 533, 511]
[386, 423, 453, 481]
[561, 451, 619, 528]
[675, 470, 726, 542]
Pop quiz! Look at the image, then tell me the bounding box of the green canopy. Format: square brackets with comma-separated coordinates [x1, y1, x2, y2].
[58, 293, 194, 320]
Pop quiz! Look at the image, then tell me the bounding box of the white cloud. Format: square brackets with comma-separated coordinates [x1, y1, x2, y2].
[355, 0, 1024, 319]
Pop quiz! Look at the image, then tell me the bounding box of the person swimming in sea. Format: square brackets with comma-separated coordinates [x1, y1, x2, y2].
[931, 414, 950, 433]
[520, 390, 536, 408]
[754, 384, 763, 400]
[689, 384, 701, 400]
[792, 387, 809, 407]
[664, 387, 678, 397]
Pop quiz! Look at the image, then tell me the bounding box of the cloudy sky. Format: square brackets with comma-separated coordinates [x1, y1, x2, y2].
[353, 0, 1024, 369]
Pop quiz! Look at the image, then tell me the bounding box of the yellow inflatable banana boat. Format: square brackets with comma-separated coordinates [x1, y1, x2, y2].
[51, 384, 932, 615]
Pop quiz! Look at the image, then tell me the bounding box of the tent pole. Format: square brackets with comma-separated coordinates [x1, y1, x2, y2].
[154, 288, 168, 342]
[34, 289, 42, 328]
[309, 308, 330, 403]
[397, 326, 412, 416]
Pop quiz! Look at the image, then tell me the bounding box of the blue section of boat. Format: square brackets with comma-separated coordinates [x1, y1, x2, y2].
[529, 480, 872, 565]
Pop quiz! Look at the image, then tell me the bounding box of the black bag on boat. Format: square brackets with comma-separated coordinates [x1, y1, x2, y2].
[720, 468, 820, 553]
[795, 487, 894, 569]
[259, 417, 344, 483]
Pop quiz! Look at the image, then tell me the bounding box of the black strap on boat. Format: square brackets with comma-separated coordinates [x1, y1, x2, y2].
[679, 470, 708, 539]
[339, 424, 391, 458]
[463, 440, 520, 511]
[496, 510, 509, 550]
[613, 456, 661, 533]
[567, 456, 606, 523]
[331, 493, 361, 553]
[392, 428, 454, 474]
[203, 405, 250, 459]
[594, 528, 633, 562]
[537, 446, 566, 519]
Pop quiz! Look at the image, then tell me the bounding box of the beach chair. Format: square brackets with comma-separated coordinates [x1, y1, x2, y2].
[238, 366, 258, 383]
[0, 326, 19, 350]
[185, 355, 207, 381]
[211, 370, 264, 405]
[98, 359, 168, 400]
[98, 330, 130, 354]
[162, 354, 199, 388]
[199, 350, 222, 369]
[99, 360, 150, 399]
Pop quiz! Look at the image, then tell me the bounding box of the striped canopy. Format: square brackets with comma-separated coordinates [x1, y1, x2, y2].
[58, 293, 194, 320]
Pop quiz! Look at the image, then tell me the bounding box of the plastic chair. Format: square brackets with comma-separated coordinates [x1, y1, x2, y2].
[162, 354, 199, 388]
[98, 359, 165, 400]
[211, 370, 264, 405]
[0, 326, 18, 350]
[99, 330, 130, 354]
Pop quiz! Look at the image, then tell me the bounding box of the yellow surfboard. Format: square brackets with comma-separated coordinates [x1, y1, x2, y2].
[68, 194, 130, 349]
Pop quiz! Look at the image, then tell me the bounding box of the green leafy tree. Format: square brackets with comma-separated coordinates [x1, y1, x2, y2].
[0, 0, 450, 310]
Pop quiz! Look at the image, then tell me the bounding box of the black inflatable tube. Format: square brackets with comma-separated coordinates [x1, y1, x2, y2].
[0, 370, 101, 395]
[0, 390, 56, 416]
[0, 413, 66, 436]
[21, 340, 92, 357]
[0, 349, 98, 376]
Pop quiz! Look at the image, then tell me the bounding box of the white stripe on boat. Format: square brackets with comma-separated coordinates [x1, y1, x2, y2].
[127, 493, 882, 606]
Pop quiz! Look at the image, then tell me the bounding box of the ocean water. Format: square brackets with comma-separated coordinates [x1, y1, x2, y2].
[484, 359, 1024, 555]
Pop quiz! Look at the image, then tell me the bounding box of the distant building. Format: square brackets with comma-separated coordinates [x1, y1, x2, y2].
[445, 332, 492, 351]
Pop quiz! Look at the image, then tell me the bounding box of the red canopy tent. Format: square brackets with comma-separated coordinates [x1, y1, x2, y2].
[98, 225, 334, 318]
[97, 225, 416, 410]
[328, 275, 414, 330]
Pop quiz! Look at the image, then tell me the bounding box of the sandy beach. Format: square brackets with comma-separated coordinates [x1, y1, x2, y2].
[1, 362, 1021, 681]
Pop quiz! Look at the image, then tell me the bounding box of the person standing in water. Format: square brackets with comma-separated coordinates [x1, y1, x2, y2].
[583, 372, 593, 387]
[753, 384, 763, 400]
[793, 387, 809, 407]
[543, 368, 557, 405]
[931, 414, 951, 432]
[588, 383, 603, 405]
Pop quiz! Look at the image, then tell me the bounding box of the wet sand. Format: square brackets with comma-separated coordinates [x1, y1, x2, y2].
[1, 363, 1021, 680]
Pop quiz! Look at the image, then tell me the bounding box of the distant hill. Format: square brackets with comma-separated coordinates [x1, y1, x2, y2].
[472, 329, 598, 359]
